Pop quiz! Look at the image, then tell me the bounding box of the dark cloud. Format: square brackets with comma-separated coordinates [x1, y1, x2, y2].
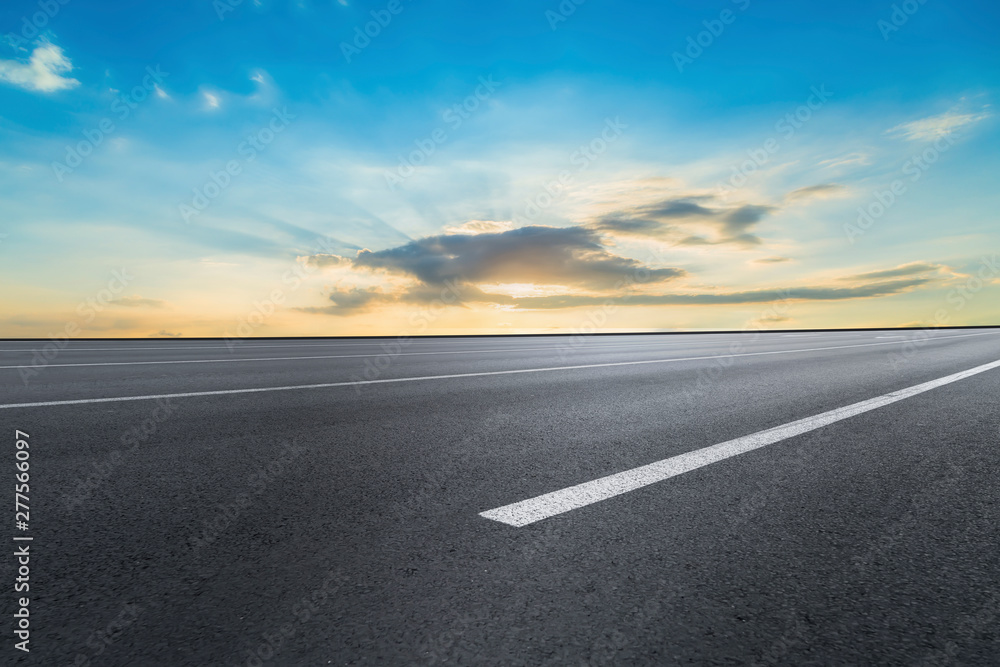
[676, 235, 712, 246]
[722, 205, 773, 236]
[297, 283, 510, 316]
[592, 216, 662, 236]
[785, 183, 846, 200]
[296, 218, 943, 317]
[351, 225, 686, 289]
[508, 277, 934, 309]
[592, 197, 775, 247]
[639, 200, 716, 218]
[754, 256, 792, 264]
[297, 287, 397, 316]
[726, 233, 762, 247]
[326, 287, 393, 311]
[302, 254, 351, 268]
[841, 262, 941, 282]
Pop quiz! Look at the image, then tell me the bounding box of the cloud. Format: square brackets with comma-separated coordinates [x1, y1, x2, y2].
[349, 225, 686, 289]
[639, 199, 716, 219]
[301, 253, 351, 268]
[785, 184, 846, 201]
[720, 205, 773, 244]
[109, 295, 168, 308]
[296, 220, 945, 317]
[0, 40, 79, 93]
[296, 224, 687, 315]
[300, 286, 397, 315]
[840, 262, 941, 282]
[150, 330, 182, 337]
[888, 107, 992, 141]
[592, 196, 776, 247]
[298, 282, 490, 315]
[819, 153, 871, 169]
[509, 277, 934, 309]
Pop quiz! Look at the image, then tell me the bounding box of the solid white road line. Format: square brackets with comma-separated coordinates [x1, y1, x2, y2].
[480, 356, 1000, 527]
[0, 330, 997, 409]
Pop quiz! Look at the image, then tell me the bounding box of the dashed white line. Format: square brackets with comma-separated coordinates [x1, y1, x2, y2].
[480, 356, 1000, 527]
[0, 330, 996, 409]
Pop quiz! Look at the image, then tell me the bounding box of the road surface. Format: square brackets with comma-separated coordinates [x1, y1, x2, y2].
[2, 329, 999, 665]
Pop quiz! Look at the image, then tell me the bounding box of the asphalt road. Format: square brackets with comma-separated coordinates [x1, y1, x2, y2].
[2, 329, 1000, 665]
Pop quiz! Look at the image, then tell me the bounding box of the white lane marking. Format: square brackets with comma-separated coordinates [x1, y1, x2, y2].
[480, 356, 1000, 527]
[0, 330, 996, 409]
[0, 340, 706, 369]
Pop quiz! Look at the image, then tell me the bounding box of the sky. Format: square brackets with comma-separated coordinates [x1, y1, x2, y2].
[1, 0, 998, 338]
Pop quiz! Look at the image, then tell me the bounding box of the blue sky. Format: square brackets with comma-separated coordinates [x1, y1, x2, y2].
[1, 0, 998, 336]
